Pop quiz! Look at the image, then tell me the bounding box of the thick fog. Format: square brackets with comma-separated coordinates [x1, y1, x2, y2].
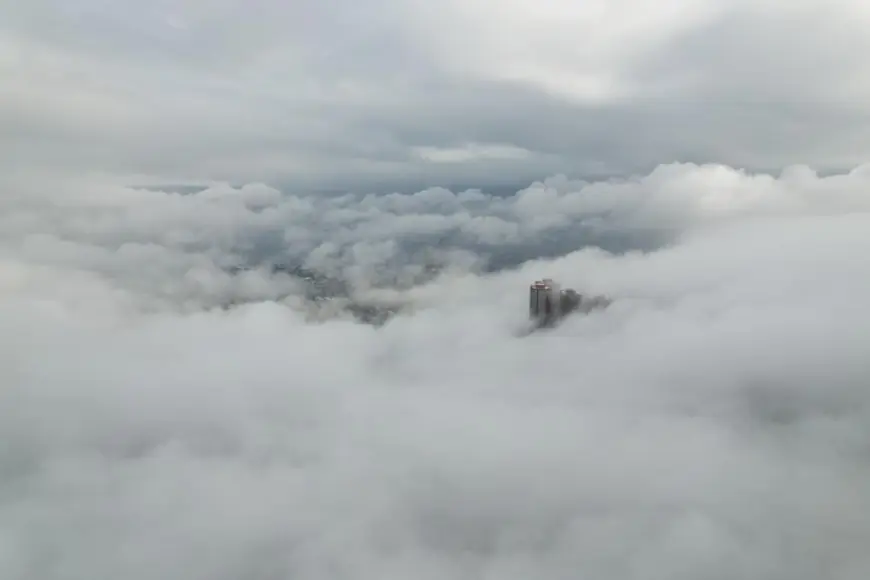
[3, 163, 870, 579]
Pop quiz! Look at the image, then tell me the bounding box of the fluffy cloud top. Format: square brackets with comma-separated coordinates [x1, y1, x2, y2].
[2, 162, 870, 579]
[4, 2, 870, 577]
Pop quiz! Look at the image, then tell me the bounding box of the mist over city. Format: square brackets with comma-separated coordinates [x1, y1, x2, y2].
[4, 1, 870, 579]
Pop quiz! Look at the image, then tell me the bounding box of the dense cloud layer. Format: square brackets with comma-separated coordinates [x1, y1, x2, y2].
[4, 0, 870, 187]
[3, 163, 870, 579]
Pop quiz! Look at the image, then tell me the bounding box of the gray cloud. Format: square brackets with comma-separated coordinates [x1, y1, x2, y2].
[3, 163, 870, 579]
[4, 0, 870, 187]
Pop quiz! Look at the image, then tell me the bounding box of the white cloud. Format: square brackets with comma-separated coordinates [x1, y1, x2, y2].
[406, 0, 728, 102]
[2, 162, 870, 578]
[4, 1, 870, 577]
[412, 143, 533, 163]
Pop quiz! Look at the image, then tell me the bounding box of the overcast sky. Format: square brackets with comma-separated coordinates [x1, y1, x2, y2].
[4, 3, 870, 579]
[4, 0, 870, 189]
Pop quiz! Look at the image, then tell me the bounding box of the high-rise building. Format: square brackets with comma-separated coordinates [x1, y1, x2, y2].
[529, 278, 607, 328]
